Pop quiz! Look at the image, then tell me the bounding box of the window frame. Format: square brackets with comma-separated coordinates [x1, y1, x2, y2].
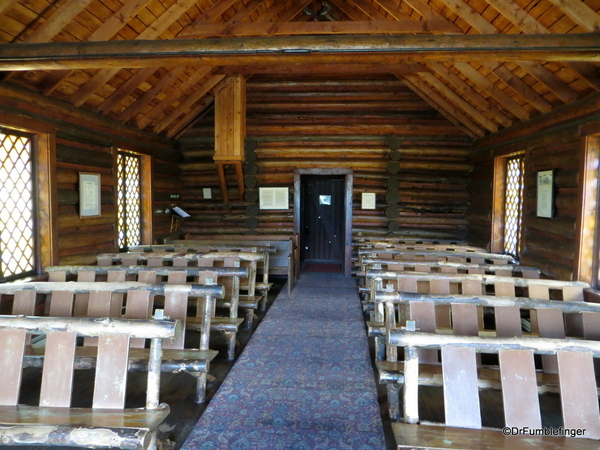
[0, 113, 57, 278]
[491, 150, 527, 258]
[115, 149, 152, 251]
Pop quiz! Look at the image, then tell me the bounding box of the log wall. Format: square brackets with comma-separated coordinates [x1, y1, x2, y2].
[0, 82, 179, 267]
[178, 75, 472, 241]
[468, 92, 600, 280]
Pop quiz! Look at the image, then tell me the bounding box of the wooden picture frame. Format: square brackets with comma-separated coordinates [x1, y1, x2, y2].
[536, 170, 553, 218]
[79, 172, 101, 218]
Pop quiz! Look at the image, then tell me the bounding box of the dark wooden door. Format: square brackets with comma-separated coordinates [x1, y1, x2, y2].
[300, 175, 345, 263]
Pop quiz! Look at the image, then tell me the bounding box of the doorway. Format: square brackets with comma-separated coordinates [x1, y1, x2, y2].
[294, 169, 353, 277]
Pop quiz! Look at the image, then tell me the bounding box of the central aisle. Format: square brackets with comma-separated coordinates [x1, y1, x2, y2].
[181, 272, 387, 449]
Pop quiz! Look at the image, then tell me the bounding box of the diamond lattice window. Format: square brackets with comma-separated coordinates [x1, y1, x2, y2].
[117, 152, 141, 250]
[503, 156, 525, 258]
[0, 130, 35, 281]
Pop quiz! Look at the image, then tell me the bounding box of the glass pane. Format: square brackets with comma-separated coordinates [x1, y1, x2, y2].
[503, 156, 525, 258]
[0, 132, 35, 280]
[117, 152, 141, 250]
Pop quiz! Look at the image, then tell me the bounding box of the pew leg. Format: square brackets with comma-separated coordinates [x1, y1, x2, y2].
[221, 331, 237, 360]
[258, 294, 268, 312]
[386, 382, 401, 421]
[194, 372, 208, 403]
[245, 308, 255, 329]
[375, 336, 386, 361]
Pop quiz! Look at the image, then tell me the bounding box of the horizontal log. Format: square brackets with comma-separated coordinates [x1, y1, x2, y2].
[0, 315, 179, 339]
[56, 144, 113, 168]
[388, 330, 600, 355]
[1, 34, 598, 71]
[0, 282, 225, 298]
[46, 265, 248, 278]
[377, 292, 596, 313]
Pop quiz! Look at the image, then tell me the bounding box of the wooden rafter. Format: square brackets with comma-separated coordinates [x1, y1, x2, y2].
[330, 0, 372, 21]
[371, 0, 415, 21]
[483, 0, 600, 91]
[38, 0, 156, 96]
[178, 20, 467, 38]
[429, 62, 512, 128]
[402, 74, 485, 138]
[434, 0, 578, 106]
[0, 0, 19, 17]
[545, 0, 600, 32]
[168, 96, 214, 139]
[419, 72, 499, 132]
[351, 0, 395, 20]
[69, 0, 200, 108]
[452, 62, 530, 121]
[97, 67, 159, 116]
[154, 74, 225, 134]
[137, 67, 213, 130]
[22, 0, 95, 44]
[118, 66, 188, 123]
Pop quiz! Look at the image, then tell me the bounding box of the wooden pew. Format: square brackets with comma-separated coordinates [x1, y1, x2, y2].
[0, 314, 179, 449]
[389, 330, 600, 449]
[130, 243, 275, 298]
[45, 265, 246, 360]
[169, 234, 299, 294]
[357, 248, 516, 266]
[0, 282, 222, 403]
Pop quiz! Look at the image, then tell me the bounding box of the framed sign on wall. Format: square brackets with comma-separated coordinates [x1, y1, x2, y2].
[536, 170, 554, 218]
[79, 172, 101, 218]
[259, 187, 289, 210]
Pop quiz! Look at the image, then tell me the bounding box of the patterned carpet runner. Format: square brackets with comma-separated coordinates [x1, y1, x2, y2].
[181, 272, 386, 450]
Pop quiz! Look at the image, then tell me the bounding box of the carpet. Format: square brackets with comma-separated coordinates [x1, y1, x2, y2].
[303, 263, 342, 273]
[181, 272, 386, 450]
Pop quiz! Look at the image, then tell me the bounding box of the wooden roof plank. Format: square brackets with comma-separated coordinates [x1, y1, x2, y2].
[0, 0, 19, 17]
[330, 0, 372, 21]
[227, 0, 267, 24]
[118, 66, 188, 123]
[545, 0, 600, 32]
[97, 67, 159, 115]
[23, 0, 95, 44]
[429, 62, 513, 127]
[68, 0, 200, 108]
[403, 73, 484, 138]
[179, 19, 467, 38]
[453, 61, 530, 120]
[372, 0, 415, 20]
[168, 95, 215, 139]
[419, 72, 499, 132]
[137, 67, 214, 129]
[154, 74, 225, 133]
[436, 0, 578, 108]
[269, 0, 314, 23]
[484, 0, 600, 91]
[352, 0, 393, 20]
[179, 0, 242, 35]
[484, 62, 553, 113]
[517, 60, 578, 103]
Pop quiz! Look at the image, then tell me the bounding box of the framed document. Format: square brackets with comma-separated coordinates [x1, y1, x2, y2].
[79, 172, 101, 217]
[259, 187, 289, 210]
[536, 170, 553, 218]
[361, 192, 376, 209]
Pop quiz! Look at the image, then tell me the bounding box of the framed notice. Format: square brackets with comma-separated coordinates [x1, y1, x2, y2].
[361, 192, 376, 210]
[259, 187, 289, 210]
[79, 172, 101, 217]
[536, 170, 553, 218]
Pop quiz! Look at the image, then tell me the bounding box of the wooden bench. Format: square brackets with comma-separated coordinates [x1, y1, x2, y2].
[389, 330, 600, 449]
[0, 282, 222, 403]
[358, 249, 516, 266]
[130, 243, 275, 298]
[170, 234, 299, 294]
[46, 265, 246, 360]
[0, 314, 179, 449]
[368, 273, 589, 361]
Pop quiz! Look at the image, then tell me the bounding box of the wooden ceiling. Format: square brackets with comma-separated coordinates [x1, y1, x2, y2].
[0, 0, 599, 140]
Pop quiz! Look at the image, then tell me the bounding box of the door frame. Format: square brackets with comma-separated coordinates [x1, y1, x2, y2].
[294, 168, 353, 277]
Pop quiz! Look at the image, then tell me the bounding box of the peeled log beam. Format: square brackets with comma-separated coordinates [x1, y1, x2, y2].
[0, 315, 180, 339]
[0, 34, 598, 70]
[0, 282, 225, 298]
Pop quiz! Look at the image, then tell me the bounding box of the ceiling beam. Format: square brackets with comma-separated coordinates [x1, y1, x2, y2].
[1, 34, 598, 71]
[216, 62, 429, 75]
[178, 20, 465, 38]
